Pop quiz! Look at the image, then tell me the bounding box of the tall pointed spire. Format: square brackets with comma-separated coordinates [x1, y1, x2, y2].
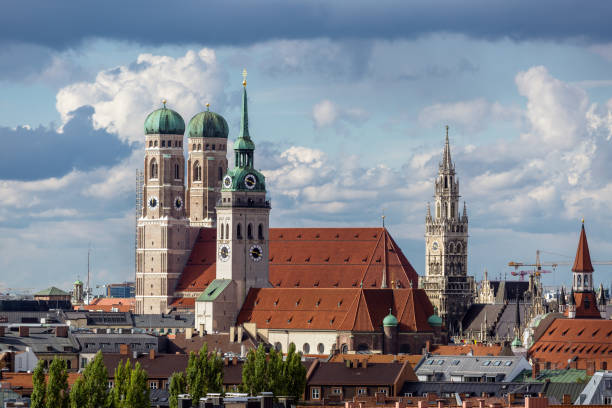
[239, 69, 251, 141]
[441, 125, 453, 171]
[572, 220, 594, 273]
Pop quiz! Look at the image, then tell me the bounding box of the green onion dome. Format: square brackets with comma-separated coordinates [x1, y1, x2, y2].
[511, 336, 522, 348]
[427, 306, 443, 327]
[383, 312, 399, 327]
[144, 103, 185, 135]
[187, 109, 229, 139]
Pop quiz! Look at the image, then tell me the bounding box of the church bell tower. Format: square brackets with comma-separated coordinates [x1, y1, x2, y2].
[422, 126, 474, 331]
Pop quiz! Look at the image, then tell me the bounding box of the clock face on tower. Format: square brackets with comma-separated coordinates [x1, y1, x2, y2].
[218, 244, 230, 262]
[249, 244, 263, 262]
[244, 174, 257, 190]
[148, 196, 158, 209]
[174, 197, 183, 209]
[223, 175, 232, 189]
[432, 241, 439, 251]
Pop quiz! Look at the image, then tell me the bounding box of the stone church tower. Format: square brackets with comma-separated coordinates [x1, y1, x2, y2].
[185, 104, 229, 227]
[215, 76, 272, 306]
[135, 103, 192, 314]
[422, 127, 474, 332]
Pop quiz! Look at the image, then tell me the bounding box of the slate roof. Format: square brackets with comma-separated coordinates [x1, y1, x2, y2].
[133, 313, 194, 329]
[0, 326, 78, 353]
[462, 304, 504, 333]
[401, 381, 546, 398]
[74, 333, 161, 354]
[529, 318, 612, 369]
[514, 369, 590, 383]
[175, 227, 419, 295]
[236, 288, 434, 332]
[166, 332, 257, 355]
[494, 303, 527, 339]
[489, 281, 530, 303]
[415, 355, 531, 382]
[103, 353, 189, 379]
[0, 311, 64, 324]
[575, 371, 612, 405]
[34, 287, 69, 297]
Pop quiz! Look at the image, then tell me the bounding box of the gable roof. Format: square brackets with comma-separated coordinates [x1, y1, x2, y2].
[572, 223, 594, 273]
[197, 279, 232, 301]
[175, 227, 418, 295]
[236, 288, 434, 332]
[307, 361, 416, 386]
[528, 318, 612, 369]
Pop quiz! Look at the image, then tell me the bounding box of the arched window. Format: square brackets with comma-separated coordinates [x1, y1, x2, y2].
[161, 140, 165, 147]
[150, 158, 158, 179]
[451, 203, 455, 218]
[274, 342, 282, 352]
[218, 167, 223, 181]
[197, 144, 201, 150]
[357, 343, 369, 352]
[449, 243, 455, 254]
[205, 144, 209, 150]
[174, 163, 180, 180]
[302, 343, 310, 354]
[192, 144, 196, 151]
[149, 141, 152, 147]
[584, 274, 589, 287]
[577, 275, 582, 286]
[225, 224, 229, 239]
[237, 224, 242, 240]
[457, 243, 462, 253]
[341, 344, 348, 353]
[193, 161, 201, 181]
[154, 140, 158, 147]
[220, 224, 224, 240]
[258, 224, 264, 239]
[247, 224, 253, 239]
[317, 343, 325, 354]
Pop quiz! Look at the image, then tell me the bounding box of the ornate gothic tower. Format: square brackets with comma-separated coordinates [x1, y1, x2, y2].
[186, 105, 229, 227]
[422, 127, 474, 332]
[136, 102, 191, 314]
[566, 221, 601, 319]
[215, 75, 271, 307]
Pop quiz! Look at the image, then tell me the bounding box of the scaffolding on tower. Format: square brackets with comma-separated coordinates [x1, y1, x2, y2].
[135, 169, 144, 276]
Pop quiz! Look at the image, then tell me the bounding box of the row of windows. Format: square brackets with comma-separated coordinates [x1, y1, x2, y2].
[310, 387, 386, 400]
[149, 159, 182, 181]
[148, 140, 182, 148]
[220, 223, 264, 240]
[192, 161, 223, 182]
[192, 143, 226, 151]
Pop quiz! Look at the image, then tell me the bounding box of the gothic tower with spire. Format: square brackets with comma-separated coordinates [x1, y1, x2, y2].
[422, 126, 474, 332]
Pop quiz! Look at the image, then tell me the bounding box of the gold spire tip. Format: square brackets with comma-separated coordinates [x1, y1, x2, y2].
[581, 218, 585, 224]
[206, 102, 210, 111]
[242, 68, 248, 87]
[162, 99, 167, 108]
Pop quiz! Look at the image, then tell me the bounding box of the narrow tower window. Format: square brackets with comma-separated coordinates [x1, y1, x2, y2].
[218, 167, 223, 181]
[197, 144, 201, 150]
[193, 161, 201, 181]
[174, 163, 180, 180]
[237, 224, 242, 240]
[247, 223, 253, 239]
[258, 224, 264, 240]
[220, 224, 224, 239]
[225, 224, 230, 240]
[192, 144, 196, 151]
[150, 158, 158, 179]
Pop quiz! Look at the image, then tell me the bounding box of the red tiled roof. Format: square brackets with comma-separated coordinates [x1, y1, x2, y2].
[572, 224, 594, 272]
[78, 298, 135, 312]
[563, 291, 602, 319]
[1, 372, 81, 394]
[328, 354, 424, 367]
[169, 297, 196, 309]
[236, 288, 434, 332]
[429, 344, 509, 356]
[176, 227, 418, 294]
[528, 318, 612, 369]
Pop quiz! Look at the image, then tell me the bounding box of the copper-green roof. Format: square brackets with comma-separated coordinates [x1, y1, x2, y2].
[222, 167, 266, 192]
[383, 312, 398, 327]
[196, 279, 232, 302]
[514, 369, 590, 383]
[187, 110, 229, 139]
[34, 286, 69, 296]
[144, 106, 185, 135]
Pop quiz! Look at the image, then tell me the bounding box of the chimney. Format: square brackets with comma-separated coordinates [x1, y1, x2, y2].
[562, 395, 571, 405]
[361, 360, 368, 369]
[425, 340, 431, 352]
[418, 401, 428, 408]
[508, 393, 516, 405]
[232, 356, 238, 365]
[586, 360, 595, 376]
[149, 349, 155, 360]
[437, 399, 446, 408]
[19, 326, 29, 337]
[532, 360, 540, 379]
[489, 403, 502, 408]
[119, 344, 129, 355]
[55, 326, 68, 338]
[133, 351, 138, 359]
[396, 402, 406, 408]
[525, 397, 549, 408]
[463, 402, 472, 408]
[478, 399, 485, 408]
[224, 357, 229, 366]
[185, 328, 193, 340]
[229, 326, 236, 343]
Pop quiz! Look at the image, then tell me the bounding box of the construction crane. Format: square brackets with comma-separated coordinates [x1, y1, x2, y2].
[508, 250, 569, 279]
[510, 269, 552, 281]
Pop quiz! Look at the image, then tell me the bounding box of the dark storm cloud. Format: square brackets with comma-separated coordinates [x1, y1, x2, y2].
[2, 0, 612, 50]
[0, 107, 132, 181]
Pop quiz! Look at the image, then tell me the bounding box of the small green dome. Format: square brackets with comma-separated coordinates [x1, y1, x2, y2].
[187, 110, 229, 139]
[383, 312, 398, 327]
[234, 137, 255, 150]
[144, 106, 185, 135]
[428, 307, 443, 327]
[74, 280, 83, 285]
[511, 336, 522, 348]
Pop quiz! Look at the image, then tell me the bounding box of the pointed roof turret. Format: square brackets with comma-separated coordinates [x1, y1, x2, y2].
[568, 288, 576, 306]
[440, 125, 454, 171]
[572, 220, 594, 273]
[514, 291, 521, 333]
[234, 73, 255, 152]
[559, 286, 566, 306]
[599, 283, 606, 306]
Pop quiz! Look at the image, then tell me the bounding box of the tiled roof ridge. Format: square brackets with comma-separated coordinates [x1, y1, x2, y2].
[338, 289, 366, 330]
[572, 223, 594, 273]
[360, 231, 385, 286]
[395, 289, 413, 327]
[359, 289, 376, 331]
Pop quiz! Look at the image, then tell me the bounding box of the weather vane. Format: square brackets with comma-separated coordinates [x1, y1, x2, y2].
[242, 68, 248, 86]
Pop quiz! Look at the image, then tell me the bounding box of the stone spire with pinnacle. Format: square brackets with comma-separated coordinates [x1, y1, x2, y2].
[441, 125, 454, 171]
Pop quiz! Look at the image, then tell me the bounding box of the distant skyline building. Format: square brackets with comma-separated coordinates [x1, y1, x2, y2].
[422, 127, 474, 332]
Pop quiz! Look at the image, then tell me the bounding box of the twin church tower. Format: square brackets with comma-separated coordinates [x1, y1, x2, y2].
[135, 75, 270, 314]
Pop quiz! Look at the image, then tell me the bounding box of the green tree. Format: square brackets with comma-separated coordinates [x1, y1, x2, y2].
[284, 344, 306, 400]
[31, 359, 46, 408]
[240, 347, 256, 394]
[77, 351, 110, 408]
[185, 343, 223, 404]
[266, 348, 283, 396]
[169, 372, 187, 408]
[46, 357, 69, 408]
[110, 360, 132, 408]
[69, 377, 89, 408]
[207, 350, 224, 393]
[125, 362, 149, 408]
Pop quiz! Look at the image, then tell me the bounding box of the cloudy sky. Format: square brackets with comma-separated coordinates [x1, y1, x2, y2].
[2, 0, 612, 294]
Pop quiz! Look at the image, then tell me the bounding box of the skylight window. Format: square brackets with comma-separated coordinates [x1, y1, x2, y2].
[483, 361, 491, 366]
[436, 360, 444, 365]
[493, 361, 501, 366]
[504, 361, 512, 366]
[452, 360, 460, 365]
